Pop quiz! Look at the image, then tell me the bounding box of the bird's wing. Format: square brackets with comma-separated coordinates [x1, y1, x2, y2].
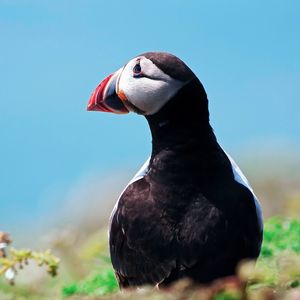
[109, 177, 176, 287]
[223, 150, 263, 232]
[176, 179, 263, 274]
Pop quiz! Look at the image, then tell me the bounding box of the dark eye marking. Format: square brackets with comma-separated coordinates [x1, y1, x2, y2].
[133, 63, 141, 74]
[133, 60, 143, 78]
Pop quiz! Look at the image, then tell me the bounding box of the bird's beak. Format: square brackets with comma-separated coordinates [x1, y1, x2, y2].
[87, 69, 129, 114]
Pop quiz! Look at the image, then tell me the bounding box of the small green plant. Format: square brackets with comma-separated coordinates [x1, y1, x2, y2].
[62, 265, 118, 297]
[212, 291, 241, 300]
[249, 217, 300, 290]
[0, 232, 60, 284]
[260, 217, 300, 258]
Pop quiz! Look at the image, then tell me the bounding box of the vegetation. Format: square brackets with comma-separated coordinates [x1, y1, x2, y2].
[0, 233, 59, 285]
[2, 217, 300, 299]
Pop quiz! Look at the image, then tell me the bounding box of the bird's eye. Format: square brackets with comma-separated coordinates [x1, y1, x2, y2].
[133, 62, 142, 77]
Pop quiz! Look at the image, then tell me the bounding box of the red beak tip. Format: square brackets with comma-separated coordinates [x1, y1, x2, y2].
[87, 96, 97, 111]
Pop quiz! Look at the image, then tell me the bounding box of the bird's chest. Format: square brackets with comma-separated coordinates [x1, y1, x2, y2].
[149, 180, 202, 224]
[115, 181, 221, 263]
[119, 176, 208, 239]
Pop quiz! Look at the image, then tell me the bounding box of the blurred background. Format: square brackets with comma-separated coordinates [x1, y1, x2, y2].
[0, 0, 299, 247]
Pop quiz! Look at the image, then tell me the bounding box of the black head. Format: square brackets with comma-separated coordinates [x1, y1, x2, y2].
[140, 52, 195, 82]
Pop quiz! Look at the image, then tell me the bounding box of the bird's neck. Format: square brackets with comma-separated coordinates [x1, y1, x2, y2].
[145, 118, 225, 189]
[145, 79, 224, 180]
[147, 117, 218, 156]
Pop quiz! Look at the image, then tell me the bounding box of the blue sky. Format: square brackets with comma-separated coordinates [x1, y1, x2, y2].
[0, 1, 299, 233]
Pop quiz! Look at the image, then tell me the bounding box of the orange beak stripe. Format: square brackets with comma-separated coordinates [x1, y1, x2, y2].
[117, 90, 127, 101]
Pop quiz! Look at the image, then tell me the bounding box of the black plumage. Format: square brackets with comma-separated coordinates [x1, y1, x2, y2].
[99, 52, 263, 287]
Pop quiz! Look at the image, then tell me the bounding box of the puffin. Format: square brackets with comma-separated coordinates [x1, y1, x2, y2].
[87, 52, 263, 288]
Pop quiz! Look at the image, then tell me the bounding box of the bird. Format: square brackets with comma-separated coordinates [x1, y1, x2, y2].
[87, 52, 263, 288]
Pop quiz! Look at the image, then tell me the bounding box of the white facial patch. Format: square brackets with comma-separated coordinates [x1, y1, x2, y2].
[117, 57, 185, 115]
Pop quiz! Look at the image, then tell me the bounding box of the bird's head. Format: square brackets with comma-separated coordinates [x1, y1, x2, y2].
[87, 52, 201, 116]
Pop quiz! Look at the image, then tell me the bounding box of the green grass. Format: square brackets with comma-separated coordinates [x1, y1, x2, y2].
[252, 217, 300, 290]
[261, 217, 300, 257]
